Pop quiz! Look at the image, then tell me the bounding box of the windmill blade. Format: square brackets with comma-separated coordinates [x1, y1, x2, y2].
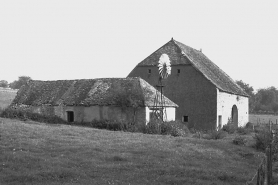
[158, 54, 171, 79]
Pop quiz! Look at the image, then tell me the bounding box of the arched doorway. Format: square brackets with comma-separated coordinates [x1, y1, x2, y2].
[231, 105, 238, 127]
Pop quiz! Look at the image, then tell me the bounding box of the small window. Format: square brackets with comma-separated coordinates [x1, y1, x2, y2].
[177, 69, 180, 74]
[148, 69, 151, 74]
[218, 115, 222, 128]
[182, 116, 188, 122]
[67, 111, 74, 122]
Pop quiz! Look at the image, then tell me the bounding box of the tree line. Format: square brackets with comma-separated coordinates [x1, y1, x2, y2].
[0, 76, 32, 89]
[236, 80, 278, 114]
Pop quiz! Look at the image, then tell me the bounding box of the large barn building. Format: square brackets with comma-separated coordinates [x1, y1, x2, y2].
[12, 77, 177, 125]
[128, 38, 249, 130]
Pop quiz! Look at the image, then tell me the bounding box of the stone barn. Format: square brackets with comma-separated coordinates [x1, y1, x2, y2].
[128, 38, 249, 130]
[12, 77, 177, 125]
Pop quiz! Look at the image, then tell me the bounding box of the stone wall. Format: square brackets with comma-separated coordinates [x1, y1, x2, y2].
[217, 89, 249, 127]
[27, 104, 147, 125]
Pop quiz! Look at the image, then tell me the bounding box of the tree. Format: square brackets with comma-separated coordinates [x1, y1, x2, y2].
[236, 80, 254, 97]
[114, 87, 145, 123]
[0, 80, 8, 88]
[9, 76, 32, 89]
[236, 80, 255, 112]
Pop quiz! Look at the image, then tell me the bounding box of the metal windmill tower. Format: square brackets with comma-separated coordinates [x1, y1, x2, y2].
[152, 54, 171, 122]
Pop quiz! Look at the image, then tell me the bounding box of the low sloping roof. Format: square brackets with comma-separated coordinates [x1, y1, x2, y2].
[134, 39, 248, 97]
[12, 77, 178, 107]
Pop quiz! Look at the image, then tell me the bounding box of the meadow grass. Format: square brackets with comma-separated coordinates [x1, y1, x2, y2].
[0, 88, 17, 110]
[0, 118, 263, 185]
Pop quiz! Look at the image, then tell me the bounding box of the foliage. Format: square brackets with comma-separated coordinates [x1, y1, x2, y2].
[236, 80, 278, 114]
[222, 124, 236, 134]
[236, 127, 251, 135]
[144, 120, 190, 137]
[204, 130, 227, 140]
[253, 86, 278, 114]
[144, 119, 162, 134]
[0, 107, 67, 124]
[86, 119, 144, 132]
[253, 128, 273, 151]
[0, 80, 8, 88]
[233, 136, 247, 145]
[245, 122, 254, 129]
[236, 80, 254, 97]
[162, 120, 190, 137]
[236, 80, 256, 112]
[9, 76, 32, 89]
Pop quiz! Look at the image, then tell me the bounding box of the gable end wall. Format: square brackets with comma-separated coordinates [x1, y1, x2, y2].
[217, 89, 249, 127]
[128, 41, 218, 130]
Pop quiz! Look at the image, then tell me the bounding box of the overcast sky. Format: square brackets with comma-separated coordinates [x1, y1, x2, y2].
[0, 0, 277, 90]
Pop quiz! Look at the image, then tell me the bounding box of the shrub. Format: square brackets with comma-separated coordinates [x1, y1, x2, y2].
[170, 122, 189, 137]
[236, 127, 251, 135]
[89, 119, 131, 131]
[205, 130, 227, 140]
[253, 128, 273, 151]
[222, 124, 236, 134]
[233, 136, 247, 145]
[0, 107, 67, 124]
[144, 119, 162, 134]
[245, 122, 254, 129]
[189, 128, 197, 134]
[143, 120, 190, 137]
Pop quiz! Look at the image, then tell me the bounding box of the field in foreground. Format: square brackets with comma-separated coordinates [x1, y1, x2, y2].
[0, 118, 263, 185]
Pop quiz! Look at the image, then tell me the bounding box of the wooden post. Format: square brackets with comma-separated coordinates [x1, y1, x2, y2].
[265, 147, 271, 185]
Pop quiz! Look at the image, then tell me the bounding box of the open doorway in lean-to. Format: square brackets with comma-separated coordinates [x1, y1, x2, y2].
[231, 105, 238, 127]
[67, 111, 74, 123]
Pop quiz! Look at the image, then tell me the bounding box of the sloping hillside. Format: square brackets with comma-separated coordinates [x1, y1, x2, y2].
[0, 118, 262, 185]
[0, 88, 17, 110]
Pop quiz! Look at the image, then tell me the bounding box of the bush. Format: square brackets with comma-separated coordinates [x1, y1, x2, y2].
[236, 127, 251, 135]
[144, 119, 162, 134]
[205, 130, 227, 140]
[144, 120, 190, 137]
[233, 136, 247, 145]
[0, 107, 67, 124]
[253, 128, 273, 151]
[165, 120, 190, 137]
[245, 122, 254, 129]
[222, 124, 236, 134]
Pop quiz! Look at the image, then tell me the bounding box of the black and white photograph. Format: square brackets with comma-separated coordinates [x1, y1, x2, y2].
[0, 1, 278, 184]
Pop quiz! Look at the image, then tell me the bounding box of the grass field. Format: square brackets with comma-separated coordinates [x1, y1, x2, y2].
[0, 118, 263, 185]
[0, 88, 17, 110]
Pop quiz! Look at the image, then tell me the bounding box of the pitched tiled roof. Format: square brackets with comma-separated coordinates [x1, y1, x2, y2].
[13, 77, 178, 107]
[135, 39, 248, 97]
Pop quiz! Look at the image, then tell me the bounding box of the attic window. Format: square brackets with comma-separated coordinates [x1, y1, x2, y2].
[67, 111, 74, 122]
[148, 69, 151, 74]
[182, 116, 188, 122]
